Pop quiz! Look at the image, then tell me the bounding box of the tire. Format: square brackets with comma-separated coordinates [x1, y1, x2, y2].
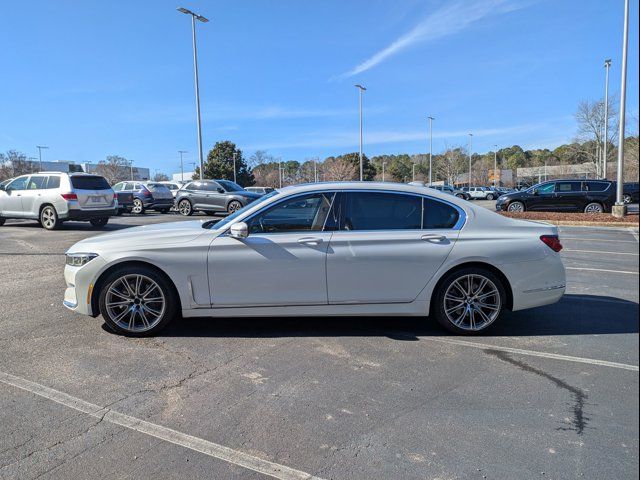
[90, 217, 109, 228]
[0, 218, 5, 226]
[486, 194, 494, 201]
[132, 198, 145, 214]
[178, 199, 193, 216]
[507, 201, 525, 213]
[623, 194, 632, 204]
[584, 202, 604, 214]
[98, 265, 178, 337]
[227, 200, 242, 214]
[40, 205, 61, 230]
[456, 194, 465, 199]
[432, 267, 506, 335]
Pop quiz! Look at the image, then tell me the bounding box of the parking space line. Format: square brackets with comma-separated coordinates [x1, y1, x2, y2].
[566, 267, 639, 275]
[630, 227, 639, 243]
[427, 339, 639, 372]
[563, 249, 639, 256]
[0, 370, 324, 480]
[561, 237, 637, 243]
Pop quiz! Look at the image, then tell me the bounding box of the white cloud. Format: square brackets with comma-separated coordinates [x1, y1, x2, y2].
[338, 0, 529, 78]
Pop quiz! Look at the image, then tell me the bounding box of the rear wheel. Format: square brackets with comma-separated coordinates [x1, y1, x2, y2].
[99, 266, 178, 336]
[227, 200, 242, 214]
[623, 194, 632, 204]
[584, 202, 604, 213]
[455, 193, 465, 199]
[486, 194, 494, 201]
[432, 268, 506, 335]
[178, 199, 193, 216]
[132, 198, 145, 214]
[507, 201, 525, 213]
[40, 205, 60, 230]
[90, 217, 109, 228]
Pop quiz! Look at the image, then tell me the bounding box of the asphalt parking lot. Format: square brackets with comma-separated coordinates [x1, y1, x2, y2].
[0, 212, 638, 479]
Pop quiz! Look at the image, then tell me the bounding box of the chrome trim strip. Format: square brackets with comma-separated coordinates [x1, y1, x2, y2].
[523, 284, 566, 293]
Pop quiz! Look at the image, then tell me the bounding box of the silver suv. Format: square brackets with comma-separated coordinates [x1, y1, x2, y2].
[0, 172, 117, 230]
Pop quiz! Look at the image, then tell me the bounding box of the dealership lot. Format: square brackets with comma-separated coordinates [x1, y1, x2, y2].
[0, 214, 638, 479]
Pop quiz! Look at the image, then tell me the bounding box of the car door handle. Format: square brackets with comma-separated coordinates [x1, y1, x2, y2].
[298, 237, 323, 245]
[421, 234, 446, 242]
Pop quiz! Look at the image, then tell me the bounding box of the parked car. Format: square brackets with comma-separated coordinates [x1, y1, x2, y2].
[63, 182, 565, 336]
[245, 186, 276, 196]
[111, 181, 174, 214]
[430, 184, 470, 200]
[174, 179, 262, 216]
[623, 182, 639, 204]
[462, 186, 497, 200]
[0, 172, 116, 229]
[495, 179, 617, 213]
[114, 191, 134, 215]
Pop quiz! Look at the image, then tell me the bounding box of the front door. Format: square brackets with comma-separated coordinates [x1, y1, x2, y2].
[327, 192, 460, 304]
[0, 176, 30, 217]
[208, 191, 337, 306]
[529, 182, 557, 211]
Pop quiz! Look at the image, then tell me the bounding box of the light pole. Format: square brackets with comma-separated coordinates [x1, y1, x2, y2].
[36, 145, 49, 172]
[129, 160, 134, 181]
[177, 7, 209, 181]
[428, 116, 434, 185]
[279, 162, 283, 189]
[467, 134, 473, 187]
[382, 161, 387, 181]
[412, 163, 416, 182]
[232, 152, 237, 183]
[178, 150, 188, 182]
[355, 84, 366, 181]
[493, 145, 498, 187]
[603, 59, 611, 180]
[314, 158, 318, 182]
[613, 0, 629, 217]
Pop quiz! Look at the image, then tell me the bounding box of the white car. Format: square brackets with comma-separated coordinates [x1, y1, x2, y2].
[63, 182, 566, 336]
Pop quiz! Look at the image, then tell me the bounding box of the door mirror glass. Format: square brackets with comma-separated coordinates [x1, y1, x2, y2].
[533, 188, 539, 195]
[229, 222, 249, 239]
[217, 187, 225, 193]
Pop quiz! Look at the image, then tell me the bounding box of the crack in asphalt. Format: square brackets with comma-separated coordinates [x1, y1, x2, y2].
[485, 349, 590, 435]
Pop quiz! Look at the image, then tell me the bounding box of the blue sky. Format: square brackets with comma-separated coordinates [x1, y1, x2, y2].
[1, 0, 638, 176]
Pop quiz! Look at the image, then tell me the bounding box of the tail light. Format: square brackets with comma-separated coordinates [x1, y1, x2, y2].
[540, 235, 563, 252]
[61, 193, 78, 201]
[142, 187, 152, 198]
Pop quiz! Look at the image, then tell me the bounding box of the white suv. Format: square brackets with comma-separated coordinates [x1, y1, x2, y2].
[0, 172, 117, 230]
[463, 186, 496, 200]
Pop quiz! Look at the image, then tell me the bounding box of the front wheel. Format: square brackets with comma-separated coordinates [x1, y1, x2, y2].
[178, 199, 193, 216]
[90, 217, 109, 228]
[98, 266, 178, 336]
[432, 268, 506, 335]
[623, 194, 632, 204]
[507, 201, 525, 213]
[227, 200, 242, 214]
[40, 205, 61, 230]
[584, 202, 604, 213]
[486, 194, 494, 201]
[456, 193, 465, 199]
[132, 198, 145, 214]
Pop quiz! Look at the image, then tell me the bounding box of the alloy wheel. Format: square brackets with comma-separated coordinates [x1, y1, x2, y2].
[132, 199, 144, 214]
[40, 206, 58, 229]
[623, 194, 632, 204]
[227, 201, 242, 214]
[178, 199, 192, 216]
[507, 202, 524, 213]
[584, 203, 603, 213]
[105, 274, 166, 333]
[443, 274, 501, 332]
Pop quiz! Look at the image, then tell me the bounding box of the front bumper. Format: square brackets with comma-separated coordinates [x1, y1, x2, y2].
[65, 208, 118, 220]
[63, 256, 107, 316]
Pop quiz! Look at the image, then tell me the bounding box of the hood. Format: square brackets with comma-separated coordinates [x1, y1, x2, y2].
[67, 219, 213, 254]
[237, 190, 263, 200]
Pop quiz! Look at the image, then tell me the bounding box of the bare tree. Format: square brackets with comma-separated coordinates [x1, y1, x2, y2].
[435, 144, 467, 185]
[94, 155, 131, 185]
[575, 98, 618, 176]
[153, 172, 169, 181]
[323, 156, 357, 181]
[0, 150, 36, 181]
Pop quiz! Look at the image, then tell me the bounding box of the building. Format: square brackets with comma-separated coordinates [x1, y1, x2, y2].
[82, 162, 150, 181]
[172, 171, 195, 183]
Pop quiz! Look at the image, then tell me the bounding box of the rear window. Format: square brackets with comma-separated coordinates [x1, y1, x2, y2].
[145, 183, 171, 192]
[583, 181, 609, 192]
[46, 176, 60, 189]
[423, 198, 460, 229]
[343, 192, 422, 231]
[71, 176, 111, 190]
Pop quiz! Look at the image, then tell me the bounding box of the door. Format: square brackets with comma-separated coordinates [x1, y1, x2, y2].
[202, 181, 226, 211]
[21, 175, 48, 216]
[327, 192, 461, 304]
[0, 176, 30, 217]
[554, 181, 583, 211]
[528, 182, 557, 211]
[208, 191, 337, 306]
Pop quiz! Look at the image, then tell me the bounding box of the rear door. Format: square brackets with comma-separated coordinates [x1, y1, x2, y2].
[555, 181, 584, 210]
[326, 191, 462, 304]
[70, 175, 113, 210]
[202, 181, 226, 210]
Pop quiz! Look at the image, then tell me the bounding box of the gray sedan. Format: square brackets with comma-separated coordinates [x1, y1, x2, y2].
[175, 179, 262, 216]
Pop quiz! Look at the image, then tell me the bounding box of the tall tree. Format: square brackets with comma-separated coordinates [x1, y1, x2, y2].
[194, 141, 255, 187]
[0, 150, 35, 180]
[94, 155, 131, 184]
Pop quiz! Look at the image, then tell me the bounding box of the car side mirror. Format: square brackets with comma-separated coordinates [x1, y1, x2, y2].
[533, 188, 539, 195]
[229, 222, 249, 239]
[217, 188, 224, 193]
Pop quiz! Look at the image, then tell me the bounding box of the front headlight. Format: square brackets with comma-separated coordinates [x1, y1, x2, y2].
[65, 253, 98, 267]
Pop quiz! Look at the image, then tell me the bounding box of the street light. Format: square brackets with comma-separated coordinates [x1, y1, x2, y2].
[467, 133, 473, 187]
[36, 145, 49, 172]
[428, 116, 434, 185]
[178, 150, 188, 182]
[614, 0, 629, 217]
[354, 84, 366, 181]
[412, 163, 416, 182]
[493, 145, 498, 187]
[233, 152, 237, 184]
[129, 159, 134, 180]
[177, 7, 209, 181]
[603, 59, 611, 180]
[382, 161, 387, 181]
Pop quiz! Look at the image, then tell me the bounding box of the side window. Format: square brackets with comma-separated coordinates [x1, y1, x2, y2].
[28, 176, 48, 189]
[7, 176, 29, 191]
[423, 198, 460, 229]
[556, 182, 581, 192]
[247, 192, 335, 233]
[343, 192, 422, 231]
[112, 183, 123, 191]
[583, 181, 608, 192]
[46, 176, 61, 189]
[538, 183, 556, 194]
[203, 182, 222, 192]
[184, 182, 196, 190]
[124, 182, 135, 190]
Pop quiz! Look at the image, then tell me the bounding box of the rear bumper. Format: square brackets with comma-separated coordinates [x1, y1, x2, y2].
[64, 208, 117, 220]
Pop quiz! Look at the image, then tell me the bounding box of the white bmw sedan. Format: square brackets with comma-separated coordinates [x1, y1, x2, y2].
[63, 182, 566, 336]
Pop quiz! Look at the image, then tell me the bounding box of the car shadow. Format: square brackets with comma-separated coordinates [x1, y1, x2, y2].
[153, 294, 639, 340]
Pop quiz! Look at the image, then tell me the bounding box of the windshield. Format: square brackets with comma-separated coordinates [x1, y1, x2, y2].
[207, 191, 278, 230]
[217, 180, 243, 192]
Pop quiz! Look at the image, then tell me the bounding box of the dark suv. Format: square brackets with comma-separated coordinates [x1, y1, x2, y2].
[112, 181, 174, 214]
[175, 179, 262, 216]
[495, 179, 617, 213]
